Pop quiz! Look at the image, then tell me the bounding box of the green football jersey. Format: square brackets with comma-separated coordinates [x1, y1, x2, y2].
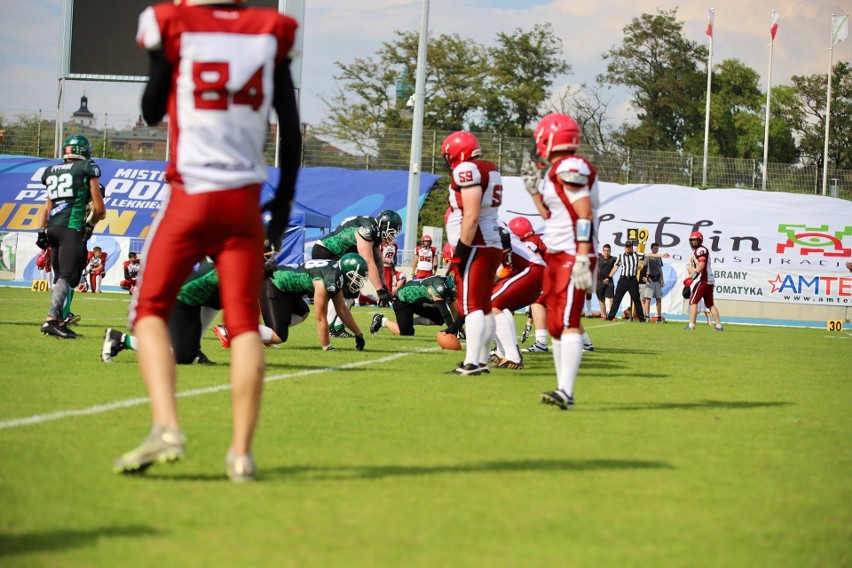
[316, 216, 379, 257]
[177, 268, 220, 308]
[397, 275, 455, 305]
[269, 259, 343, 297]
[41, 159, 101, 230]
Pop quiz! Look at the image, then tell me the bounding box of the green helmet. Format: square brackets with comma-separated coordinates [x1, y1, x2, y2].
[375, 210, 402, 243]
[442, 275, 457, 300]
[63, 134, 92, 160]
[338, 253, 368, 294]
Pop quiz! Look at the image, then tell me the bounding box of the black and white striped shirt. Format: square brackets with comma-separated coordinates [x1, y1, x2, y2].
[614, 252, 639, 278]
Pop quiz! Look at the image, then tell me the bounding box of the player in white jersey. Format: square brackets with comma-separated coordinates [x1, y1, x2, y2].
[115, 0, 301, 483]
[524, 113, 599, 410]
[684, 231, 723, 331]
[443, 131, 504, 375]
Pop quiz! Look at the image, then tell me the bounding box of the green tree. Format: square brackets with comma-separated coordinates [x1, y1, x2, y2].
[479, 23, 571, 137]
[776, 62, 852, 171]
[599, 9, 707, 151]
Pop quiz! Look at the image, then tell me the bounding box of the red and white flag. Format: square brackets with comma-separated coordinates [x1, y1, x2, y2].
[706, 9, 715, 37]
[770, 10, 780, 40]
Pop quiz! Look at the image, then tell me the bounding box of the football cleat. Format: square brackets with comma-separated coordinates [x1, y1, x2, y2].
[226, 449, 256, 483]
[41, 321, 77, 339]
[113, 425, 186, 474]
[540, 389, 574, 410]
[194, 351, 216, 365]
[520, 324, 532, 343]
[213, 324, 230, 348]
[583, 343, 595, 352]
[523, 342, 549, 353]
[495, 357, 524, 370]
[683, 325, 696, 331]
[63, 312, 81, 326]
[329, 327, 353, 338]
[446, 363, 482, 376]
[101, 328, 127, 362]
[369, 313, 384, 334]
[714, 326, 724, 332]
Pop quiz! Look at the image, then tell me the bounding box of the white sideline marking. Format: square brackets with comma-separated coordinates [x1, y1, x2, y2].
[0, 348, 438, 431]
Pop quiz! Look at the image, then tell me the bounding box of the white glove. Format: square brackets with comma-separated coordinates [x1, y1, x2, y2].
[521, 162, 542, 196]
[572, 255, 593, 293]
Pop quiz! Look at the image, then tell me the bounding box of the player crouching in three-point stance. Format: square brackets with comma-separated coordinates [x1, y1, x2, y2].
[683, 231, 723, 331]
[525, 113, 599, 410]
[115, 0, 301, 483]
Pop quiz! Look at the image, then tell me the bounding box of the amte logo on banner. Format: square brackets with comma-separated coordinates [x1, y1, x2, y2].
[776, 224, 852, 257]
[766, 272, 852, 304]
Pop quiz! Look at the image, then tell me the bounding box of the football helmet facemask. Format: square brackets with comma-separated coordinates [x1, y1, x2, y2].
[339, 253, 368, 295]
[689, 231, 704, 248]
[63, 134, 92, 160]
[441, 131, 481, 170]
[376, 210, 402, 243]
[534, 113, 581, 160]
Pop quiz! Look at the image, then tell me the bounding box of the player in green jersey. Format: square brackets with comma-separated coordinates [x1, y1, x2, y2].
[369, 275, 460, 336]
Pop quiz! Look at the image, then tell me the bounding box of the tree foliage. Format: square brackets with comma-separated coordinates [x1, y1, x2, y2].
[599, 8, 707, 151]
[776, 61, 852, 171]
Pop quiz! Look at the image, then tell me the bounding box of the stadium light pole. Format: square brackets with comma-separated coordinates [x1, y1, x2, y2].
[403, 0, 430, 263]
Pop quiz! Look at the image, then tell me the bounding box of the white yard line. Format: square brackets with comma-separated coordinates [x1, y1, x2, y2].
[0, 348, 438, 431]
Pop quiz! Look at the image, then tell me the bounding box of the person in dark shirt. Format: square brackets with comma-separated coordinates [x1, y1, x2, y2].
[596, 244, 616, 318]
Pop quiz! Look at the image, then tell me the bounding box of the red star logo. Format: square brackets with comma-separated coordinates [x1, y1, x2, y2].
[766, 274, 784, 294]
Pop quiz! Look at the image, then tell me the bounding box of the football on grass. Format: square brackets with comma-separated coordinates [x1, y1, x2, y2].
[436, 331, 462, 351]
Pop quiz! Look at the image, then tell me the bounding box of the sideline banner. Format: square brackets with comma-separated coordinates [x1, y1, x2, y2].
[500, 179, 852, 311]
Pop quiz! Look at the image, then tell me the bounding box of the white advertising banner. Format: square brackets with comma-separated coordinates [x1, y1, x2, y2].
[499, 179, 852, 313]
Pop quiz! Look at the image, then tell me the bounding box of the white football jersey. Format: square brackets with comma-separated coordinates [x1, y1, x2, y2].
[445, 159, 503, 249]
[538, 155, 600, 255]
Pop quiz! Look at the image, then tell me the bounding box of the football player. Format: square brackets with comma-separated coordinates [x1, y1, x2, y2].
[412, 233, 437, 279]
[443, 131, 503, 375]
[370, 274, 458, 337]
[251, 253, 369, 350]
[312, 211, 402, 336]
[118, 0, 301, 482]
[36, 134, 106, 339]
[120, 252, 142, 294]
[82, 246, 108, 293]
[684, 231, 723, 331]
[525, 113, 599, 410]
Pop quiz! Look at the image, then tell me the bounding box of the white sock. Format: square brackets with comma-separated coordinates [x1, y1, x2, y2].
[479, 312, 495, 365]
[258, 325, 274, 343]
[495, 309, 521, 362]
[199, 307, 219, 337]
[581, 331, 592, 347]
[551, 338, 563, 385]
[128, 335, 139, 350]
[535, 329, 548, 346]
[558, 334, 583, 397]
[464, 310, 485, 367]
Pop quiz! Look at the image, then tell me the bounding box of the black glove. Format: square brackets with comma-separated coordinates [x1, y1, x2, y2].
[262, 198, 292, 252]
[450, 241, 472, 277]
[355, 334, 365, 351]
[36, 230, 48, 250]
[377, 288, 393, 305]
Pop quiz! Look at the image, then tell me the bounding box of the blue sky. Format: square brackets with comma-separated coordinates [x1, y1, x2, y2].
[1, 0, 849, 130]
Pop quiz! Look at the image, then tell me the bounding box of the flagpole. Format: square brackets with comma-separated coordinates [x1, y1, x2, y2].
[822, 15, 836, 196]
[702, 8, 714, 187]
[761, 37, 774, 190]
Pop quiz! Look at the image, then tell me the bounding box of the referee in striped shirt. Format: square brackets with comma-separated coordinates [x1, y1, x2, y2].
[605, 240, 646, 322]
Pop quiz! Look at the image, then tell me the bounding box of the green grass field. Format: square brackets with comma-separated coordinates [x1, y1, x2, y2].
[0, 287, 850, 567]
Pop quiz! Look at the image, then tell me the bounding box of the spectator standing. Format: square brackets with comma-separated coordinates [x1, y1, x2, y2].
[36, 134, 106, 339]
[642, 242, 666, 322]
[443, 131, 503, 375]
[605, 241, 645, 322]
[116, 0, 301, 483]
[596, 244, 616, 318]
[525, 113, 598, 410]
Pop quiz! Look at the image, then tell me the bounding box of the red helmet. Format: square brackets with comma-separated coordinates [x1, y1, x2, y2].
[508, 216, 534, 239]
[441, 131, 481, 169]
[689, 231, 704, 247]
[534, 113, 581, 160]
[421, 234, 432, 244]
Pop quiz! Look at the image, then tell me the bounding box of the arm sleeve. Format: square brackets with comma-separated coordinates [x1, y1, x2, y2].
[437, 301, 454, 328]
[271, 59, 301, 206]
[141, 50, 172, 125]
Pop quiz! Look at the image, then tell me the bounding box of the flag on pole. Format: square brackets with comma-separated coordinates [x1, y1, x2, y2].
[770, 10, 780, 40]
[706, 9, 715, 37]
[832, 15, 849, 45]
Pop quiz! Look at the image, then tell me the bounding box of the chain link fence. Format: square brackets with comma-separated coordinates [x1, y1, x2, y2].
[2, 109, 849, 199]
